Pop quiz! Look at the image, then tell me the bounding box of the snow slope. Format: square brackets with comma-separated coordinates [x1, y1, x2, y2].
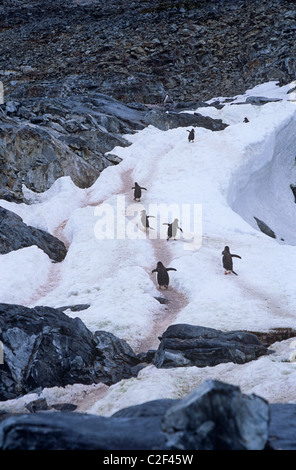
[1, 81, 296, 415]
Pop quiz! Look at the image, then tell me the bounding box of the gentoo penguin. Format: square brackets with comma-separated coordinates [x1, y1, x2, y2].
[163, 218, 183, 241]
[222, 246, 242, 275]
[132, 182, 147, 202]
[141, 209, 154, 230]
[152, 261, 177, 289]
[187, 128, 195, 143]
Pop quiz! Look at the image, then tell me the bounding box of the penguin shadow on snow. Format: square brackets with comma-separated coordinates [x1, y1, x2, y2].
[221, 245, 242, 276]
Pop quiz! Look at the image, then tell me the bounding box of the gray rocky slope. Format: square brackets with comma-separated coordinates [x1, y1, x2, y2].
[1, 0, 296, 450]
[0, 0, 295, 104]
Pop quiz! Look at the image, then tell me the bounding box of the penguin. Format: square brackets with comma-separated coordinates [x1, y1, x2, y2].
[187, 128, 195, 143]
[152, 261, 177, 289]
[222, 246, 242, 275]
[132, 182, 147, 202]
[243, 117, 249, 123]
[163, 218, 183, 241]
[141, 209, 155, 230]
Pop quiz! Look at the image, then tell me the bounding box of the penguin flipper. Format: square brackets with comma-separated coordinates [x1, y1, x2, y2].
[167, 268, 177, 271]
[231, 254, 242, 259]
[232, 270, 238, 276]
[152, 269, 157, 273]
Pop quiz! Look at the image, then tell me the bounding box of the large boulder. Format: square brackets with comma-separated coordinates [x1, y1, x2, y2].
[0, 412, 168, 450]
[0, 207, 67, 262]
[143, 109, 228, 132]
[153, 324, 269, 368]
[0, 303, 140, 400]
[0, 380, 270, 450]
[0, 116, 100, 200]
[161, 380, 269, 450]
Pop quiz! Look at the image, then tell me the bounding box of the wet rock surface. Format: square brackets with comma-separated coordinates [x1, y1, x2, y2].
[0, 206, 67, 262]
[152, 324, 269, 368]
[0, 303, 141, 401]
[0, 379, 292, 450]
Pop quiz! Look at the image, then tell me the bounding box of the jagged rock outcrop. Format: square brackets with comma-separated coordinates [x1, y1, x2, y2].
[0, 206, 67, 262]
[0, 93, 227, 201]
[152, 324, 269, 368]
[0, 115, 100, 200]
[161, 380, 269, 450]
[0, 303, 141, 401]
[0, 380, 270, 450]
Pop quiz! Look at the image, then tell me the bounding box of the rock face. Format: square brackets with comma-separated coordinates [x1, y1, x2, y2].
[0, 303, 140, 401]
[0, 380, 270, 450]
[152, 324, 269, 368]
[0, 115, 100, 200]
[161, 380, 269, 450]
[0, 207, 67, 262]
[267, 404, 296, 450]
[0, 0, 295, 104]
[0, 94, 226, 202]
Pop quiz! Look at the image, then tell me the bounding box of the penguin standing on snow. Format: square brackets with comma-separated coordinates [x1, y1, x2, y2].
[222, 246, 242, 275]
[187, 128, 195, 143]
[141, 209, 155, 230]
[152, 261, 177, 289]
[132, 182, 147, 202]
[163, 218, 183, 241]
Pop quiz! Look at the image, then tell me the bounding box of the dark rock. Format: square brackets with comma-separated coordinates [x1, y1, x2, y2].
[25, 398, 48, 413]
[245, 96, 282, 106]
[254, 217, 276, 239]
[136, 349, 157, 364]
[161, 380, 269, 450]
[0, 207, 67, 262]
[290, 184, 296, 203]
[112, 399, 179, 418]
[144, 109, 227, 132]
[56, 304, 90, 313]
[267, 404, 296, 450]
[51, 403, 77, 412]
[93, 330, 141, 385]
[0, 412, 168, 450]
[0, 115, 100, 199]
[0, 303, 140, 400]
[0, 411, 11, 423]
[0, 380, 270, 450]
[2, 0, 295, 106]
[153, 324, 269, 369]
[154, 296, 169, 304]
